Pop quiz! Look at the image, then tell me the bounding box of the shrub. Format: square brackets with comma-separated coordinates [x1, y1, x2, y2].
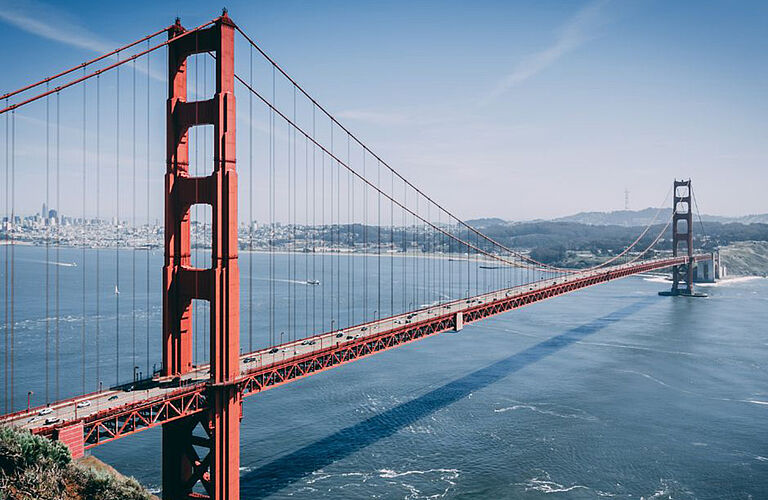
[0, 426, 153, 500]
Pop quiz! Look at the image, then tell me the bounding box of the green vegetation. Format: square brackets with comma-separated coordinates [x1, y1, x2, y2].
[0, 426, 154, 500]
[719, 241, 768, 276]
[467, 219, 768, 269]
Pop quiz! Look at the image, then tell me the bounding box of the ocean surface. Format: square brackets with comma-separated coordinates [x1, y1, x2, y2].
[2, 246, 767, 498]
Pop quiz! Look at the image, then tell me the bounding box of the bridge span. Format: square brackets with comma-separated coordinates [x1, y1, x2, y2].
[1, 254, 708, 448]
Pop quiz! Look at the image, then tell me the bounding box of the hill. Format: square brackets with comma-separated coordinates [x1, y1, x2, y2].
[551, 208, 768, 227]
[467, 209, 768, 227]
[0, 426, 157, 500]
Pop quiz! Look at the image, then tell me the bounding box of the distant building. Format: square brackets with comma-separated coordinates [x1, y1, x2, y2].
[695, 250, 726, 283]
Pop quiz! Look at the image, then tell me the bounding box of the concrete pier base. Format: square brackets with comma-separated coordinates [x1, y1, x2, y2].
[658, 290, 708, 298]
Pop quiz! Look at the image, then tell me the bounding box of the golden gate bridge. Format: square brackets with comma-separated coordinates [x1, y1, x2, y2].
[0, 11, 710, 499]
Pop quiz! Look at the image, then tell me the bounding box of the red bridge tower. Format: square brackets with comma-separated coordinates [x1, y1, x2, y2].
[660, 179, 705, 297]
[162, 12, 241, 499]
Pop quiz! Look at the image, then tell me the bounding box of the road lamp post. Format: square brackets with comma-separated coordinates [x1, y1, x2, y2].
[27, 391, 33, 411]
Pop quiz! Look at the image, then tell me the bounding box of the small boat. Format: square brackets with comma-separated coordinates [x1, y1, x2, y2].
[306, 280, 320, 286]
[114, 285, 120, 295]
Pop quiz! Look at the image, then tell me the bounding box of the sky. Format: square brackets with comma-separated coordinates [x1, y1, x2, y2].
[0, 0, 766, 221]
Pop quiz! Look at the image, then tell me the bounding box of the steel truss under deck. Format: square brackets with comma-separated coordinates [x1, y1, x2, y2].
[27, 255, 706, 450]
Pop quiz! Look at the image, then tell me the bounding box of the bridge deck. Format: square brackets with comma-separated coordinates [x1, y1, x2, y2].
[0, 255, 708, 448]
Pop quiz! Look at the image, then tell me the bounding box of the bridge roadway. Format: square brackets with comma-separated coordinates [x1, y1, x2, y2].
[0, 255, 707, 448]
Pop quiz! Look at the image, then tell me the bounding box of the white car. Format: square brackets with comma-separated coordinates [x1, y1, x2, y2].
[44, 417, 60, 425]
[76, 400, 91, 409]
[38, 407, 53, 416]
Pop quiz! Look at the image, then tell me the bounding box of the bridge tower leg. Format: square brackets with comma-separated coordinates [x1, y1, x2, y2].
[162, 12, 241, 500]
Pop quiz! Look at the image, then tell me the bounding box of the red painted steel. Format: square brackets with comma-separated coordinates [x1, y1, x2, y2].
[55, 422, 85, 459]
[671, 179, 695, 294]
[164, 17, 193, 380]
[207, 12, 241, 500]
[162, 12, 240, 500]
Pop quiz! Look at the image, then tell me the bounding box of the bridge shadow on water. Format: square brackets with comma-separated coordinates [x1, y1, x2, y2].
[241, 297, 656, 498]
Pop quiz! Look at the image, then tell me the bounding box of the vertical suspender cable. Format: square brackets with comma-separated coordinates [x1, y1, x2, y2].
[377, 160, 381, 320]
[292, 86, 297, 343]
[55, 91, 60, 402]
[427, 203, 431, 305]
[96, 74, 101, 391]
[335, 131, 340, 330]
[305, 134, 309, 339]
[415, 195, 419, 307]
[321, 152, 325, 335]
[466, 225, 470, 299]
[390, 167, 393, 316]
[270, 65, 275, 346]
[363, 152, 367, 322]
[346, 135, 351, 327]
[329, 127, 333, 332]
[81, 70, 87, 395]
[132, 59, 137, 379]
[45, 85, 50, 404]
[348, 134, 353, 327]
[439, 209, 443, 303]
[411, 193, 416, 307]
[288, 114, 292, 342]
[10, 109, 14, 410]
[402, 181, 406, 311]
[3, 99, 8, 412]
[146, 43, 151, 376]
[116, 61, 121, 386]
[312, 106, 316, 336]
[248, 45, 253, 352]
[415, 186, 419, 308]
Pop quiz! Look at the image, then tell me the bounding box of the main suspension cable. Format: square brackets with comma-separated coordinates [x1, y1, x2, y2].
[0, 18, 217, 115]
[0, 26, 169, 102]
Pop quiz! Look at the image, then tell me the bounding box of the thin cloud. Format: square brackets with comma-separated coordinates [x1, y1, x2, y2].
[482, 0, 611, 104]
[0, 1, 113, 54]
[0, 0, 165, 82]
